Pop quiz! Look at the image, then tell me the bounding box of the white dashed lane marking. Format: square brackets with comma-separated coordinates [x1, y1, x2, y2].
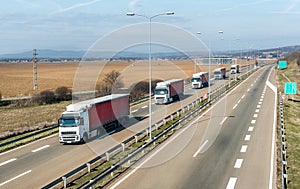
[226, 177, 237, 189]
[234, 159, 244, 168]
[245, 135, 251, 141]
[31, 145, 50, 153]
[0, 158, 17, 167]
[240, 145, 248, 153]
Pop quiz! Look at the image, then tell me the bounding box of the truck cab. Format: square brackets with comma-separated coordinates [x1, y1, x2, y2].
[192, 72, 208, 89]
[230, 64, 239, 74]
[58, 111, 88, 143]
[154, 82, 170, 104]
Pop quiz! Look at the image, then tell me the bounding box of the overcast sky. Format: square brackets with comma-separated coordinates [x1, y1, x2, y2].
[0, 0, 299, 54]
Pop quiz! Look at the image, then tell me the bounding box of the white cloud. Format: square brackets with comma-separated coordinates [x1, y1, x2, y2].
[272, 0, 300, 14]
[52, 0, 102, 14]
[214, 0, 272, 14]
[129, 0, 140, 10]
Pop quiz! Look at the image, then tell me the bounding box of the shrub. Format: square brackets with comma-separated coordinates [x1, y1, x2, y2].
[55, 86, 72, 101]
[39, 90, 56, 104]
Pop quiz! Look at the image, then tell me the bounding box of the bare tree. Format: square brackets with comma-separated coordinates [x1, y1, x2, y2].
[97, 70, 124, 97]
[103, 70, 123, 89]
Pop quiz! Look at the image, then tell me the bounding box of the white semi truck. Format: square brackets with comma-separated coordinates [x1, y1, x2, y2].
[58, 94, 130, 143]
[214, 67, 226, 79]
[192, 72, 209, 89]
[230, 64, 240, 74]
[154, 79, 184, 104]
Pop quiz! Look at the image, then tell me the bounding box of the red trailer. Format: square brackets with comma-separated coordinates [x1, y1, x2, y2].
[154, 79, 184, 104]
[59, 94, 130, 143]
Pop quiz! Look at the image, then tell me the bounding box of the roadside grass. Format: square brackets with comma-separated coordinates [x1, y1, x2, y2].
[277, 64, 300, 189]
[0, 127, 58, 153]
[0, 101, 70, 139]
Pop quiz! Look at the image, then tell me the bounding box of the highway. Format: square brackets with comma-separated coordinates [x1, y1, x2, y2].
[0, 67, 243, 188]
[108, 65, 277, 189]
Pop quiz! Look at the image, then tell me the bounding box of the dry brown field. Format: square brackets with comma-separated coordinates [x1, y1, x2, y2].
[0, 59, 254, 98]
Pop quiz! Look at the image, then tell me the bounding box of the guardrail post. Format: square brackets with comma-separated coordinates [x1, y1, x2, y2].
[62, 176, 67, 188]
[155, 123, 158, 130]
[163, 119, 166, 125]
[171, 115, 174, 121]
[86, 163, 91, 173]
[106, 152, 110, 161]
[111, 165, 114, 177]
[135, 135, 138, 143]
[122, 143, 125, 152]
[177, 111, 180, 117]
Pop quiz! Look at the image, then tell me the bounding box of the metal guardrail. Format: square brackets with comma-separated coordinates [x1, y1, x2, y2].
[43, 66, 257, 189]
[279, 93, 288, 189]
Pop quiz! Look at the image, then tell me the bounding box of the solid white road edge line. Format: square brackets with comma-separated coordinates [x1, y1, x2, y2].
[0, 170, 32, 187]
[31, 145, 50, 153]
[193, 140, 209, 158]
[220, 117, 228, 125]
[232, 104, 238, 110]
[0, 158, 17, 167]
[266, 66, 277, 189]
[226, 177, 237, 189]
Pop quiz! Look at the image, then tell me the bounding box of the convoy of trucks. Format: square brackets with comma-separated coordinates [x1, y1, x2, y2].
[191, 72, 209, 89]
[230, 64, 240, 74]
[214, 67, 226, 79]
[154, 79, 184, 104]
[58, 94, 130, 143]
[58, 63, 244, 143]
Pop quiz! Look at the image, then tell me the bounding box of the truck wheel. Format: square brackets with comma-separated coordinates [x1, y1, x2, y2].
[82, 133, 88, 143]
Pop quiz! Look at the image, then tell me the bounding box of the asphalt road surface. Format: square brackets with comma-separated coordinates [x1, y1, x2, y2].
[0, 67, 248, 188]
[108, 65, 277, 189]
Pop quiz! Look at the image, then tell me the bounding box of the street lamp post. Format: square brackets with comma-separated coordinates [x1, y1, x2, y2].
[127, 12, 174, 140]
[196, 31, 223, 102]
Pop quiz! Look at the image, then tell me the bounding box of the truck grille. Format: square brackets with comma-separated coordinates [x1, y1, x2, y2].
[61, 131, 76, 135]
[61, 136, 76, 142]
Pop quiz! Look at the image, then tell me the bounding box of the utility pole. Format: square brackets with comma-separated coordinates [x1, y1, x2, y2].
[33, 49, 38, 90]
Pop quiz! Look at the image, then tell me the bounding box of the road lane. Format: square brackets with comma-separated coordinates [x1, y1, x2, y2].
[108, 66, 275, 189]
[0, 70, 233, 188]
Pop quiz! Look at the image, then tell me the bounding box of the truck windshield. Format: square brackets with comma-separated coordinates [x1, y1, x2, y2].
[192, 78, 200, 82]
[214, 71, 221, 75]
[231, 67, 235, 70]
[155, 89, 168, 95]
[59, 118, 78, 127]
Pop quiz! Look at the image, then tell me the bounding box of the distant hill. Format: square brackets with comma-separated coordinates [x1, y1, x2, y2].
[0, 49, 86, 59]
[1, 45, 300, 60]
